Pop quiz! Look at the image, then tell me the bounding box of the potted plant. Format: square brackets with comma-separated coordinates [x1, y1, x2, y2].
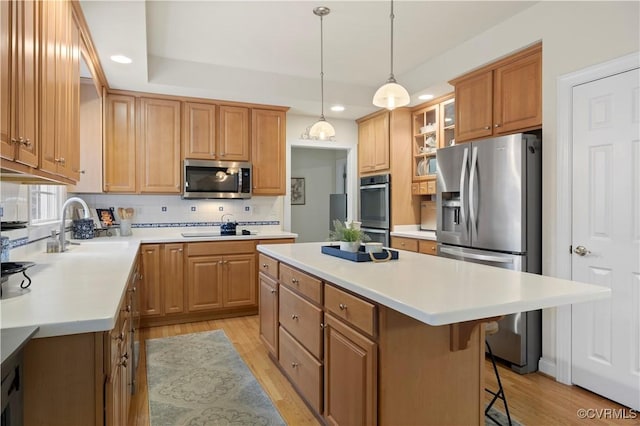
[329, 219, 371, 252]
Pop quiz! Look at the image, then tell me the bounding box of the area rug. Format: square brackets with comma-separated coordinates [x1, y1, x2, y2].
[146, 330, 285, 426]
[486, 406, 523, 426]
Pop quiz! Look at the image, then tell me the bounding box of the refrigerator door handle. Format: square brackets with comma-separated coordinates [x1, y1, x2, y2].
[459, 147, 469, 237]
[469, 146, 479, 238]
[439, 246, 514, 264]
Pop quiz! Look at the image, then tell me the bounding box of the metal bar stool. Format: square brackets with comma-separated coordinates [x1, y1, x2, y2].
[485, 321, 513, 426]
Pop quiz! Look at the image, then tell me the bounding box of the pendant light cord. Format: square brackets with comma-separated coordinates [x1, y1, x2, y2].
[320, 13, 326, 119]
[389, 0, 395, 80]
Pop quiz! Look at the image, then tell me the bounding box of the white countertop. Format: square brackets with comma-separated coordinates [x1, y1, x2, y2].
[257, 242, 610, 326]
[390, 230, 437, 241]
[1, 230, 297, 338]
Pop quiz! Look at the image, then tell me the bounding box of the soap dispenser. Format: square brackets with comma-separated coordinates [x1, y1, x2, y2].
[47, 230, 60, 253]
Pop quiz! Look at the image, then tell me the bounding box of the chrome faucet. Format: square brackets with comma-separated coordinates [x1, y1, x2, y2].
[59, 197, 90, 252]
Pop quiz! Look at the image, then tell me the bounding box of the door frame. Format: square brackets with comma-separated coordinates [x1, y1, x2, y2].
[554, 51, 639, 384]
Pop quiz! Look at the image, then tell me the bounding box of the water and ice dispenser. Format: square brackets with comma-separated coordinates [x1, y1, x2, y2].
[440, 192, 462, 233]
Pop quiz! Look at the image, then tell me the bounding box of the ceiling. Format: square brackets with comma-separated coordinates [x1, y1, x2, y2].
[79, 1, 537, 120]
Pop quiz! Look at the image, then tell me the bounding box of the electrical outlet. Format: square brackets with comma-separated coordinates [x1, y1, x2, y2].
[244, 205, 252, 215]
[218, 206, 224, 212]
[161, 206, 167, 212]
[190, 206, 197, 212]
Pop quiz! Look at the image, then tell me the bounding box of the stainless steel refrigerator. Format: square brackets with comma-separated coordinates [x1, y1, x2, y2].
[436, 132, 542, 374]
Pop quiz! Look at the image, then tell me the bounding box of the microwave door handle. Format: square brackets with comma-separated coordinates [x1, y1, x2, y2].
[469, 146, 478, 239]
[459, 147, 469, 237]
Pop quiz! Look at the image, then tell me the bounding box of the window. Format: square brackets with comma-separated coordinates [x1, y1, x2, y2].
[30, 185, 66, 224]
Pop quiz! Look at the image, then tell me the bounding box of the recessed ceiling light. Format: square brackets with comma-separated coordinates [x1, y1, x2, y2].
[110, 55, 132, 64]
[330, 105, 345, 112]
[418, 94, 434, 101]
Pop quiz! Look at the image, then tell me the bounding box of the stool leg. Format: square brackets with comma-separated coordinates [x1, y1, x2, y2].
[485, 340, 513, 426]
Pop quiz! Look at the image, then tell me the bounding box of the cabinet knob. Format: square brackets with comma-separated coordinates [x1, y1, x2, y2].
[220, 152, 225, 156]
[484, 126, 491, 130]
[291, 362, 299, 369]
[55, 157, 66, 164]
[123, 305, 131, 313]
[291, 278, 299, 285]
[320, 323, 326, 329]
[178, 248, 183, 252]
[270, 288, 277, 294]
[219, 261, 223, 264]
[291, 314, 299, 320]
[400, 242, 405, 246]
[339, 303, 347, 311]
[494, 123, 501, 128]
[262, 263, 268, 268]
[18, 137, 31, 147]
[113, 332, 125, 341]
[10, 138, 18, 144]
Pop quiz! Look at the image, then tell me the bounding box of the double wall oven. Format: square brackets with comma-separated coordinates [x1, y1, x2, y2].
[359, 174, 391, 247]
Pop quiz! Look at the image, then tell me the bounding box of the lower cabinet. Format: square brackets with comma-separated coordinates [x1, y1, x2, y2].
[390, 236, 437, 256]
[324, 313, 377, 426]
[259, 272, 279, 357]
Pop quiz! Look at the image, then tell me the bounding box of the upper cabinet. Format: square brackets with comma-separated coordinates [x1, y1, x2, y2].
[1, 0, 83, 184]
[104, 94, 136, 192]
[251, 108, 286, 195]
[450, 43, 541, 143]
[1, 0, 39, 168]
[138, 97, 181, 193]
[358, 111, 390, 175]
[182, 103, 250, 162]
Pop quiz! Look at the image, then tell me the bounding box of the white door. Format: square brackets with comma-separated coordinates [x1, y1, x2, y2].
[571, 67, 640, 410]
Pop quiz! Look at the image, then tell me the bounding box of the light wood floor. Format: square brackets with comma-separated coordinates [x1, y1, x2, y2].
[129, 316, 638, 426]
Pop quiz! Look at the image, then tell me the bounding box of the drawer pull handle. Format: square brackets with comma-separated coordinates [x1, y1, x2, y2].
[113, 332, 125, 341]
[291, 362, 299, 368]
[291, 278, 299, 284]
[339, 303, 347, 311]
[291, 314, 299, 320]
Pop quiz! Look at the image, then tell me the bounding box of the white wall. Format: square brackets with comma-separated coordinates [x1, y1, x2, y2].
[401, 1, 639, 374]
[291, 148, 347, 242]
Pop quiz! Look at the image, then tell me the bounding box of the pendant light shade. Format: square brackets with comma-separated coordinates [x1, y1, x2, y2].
[373, 0, 410, 110]
[306, 6, 335, 141]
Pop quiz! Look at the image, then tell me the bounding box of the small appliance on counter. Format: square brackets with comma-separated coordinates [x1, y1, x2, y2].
[220, 214, 238, 236]
[420, 200, 437, 231]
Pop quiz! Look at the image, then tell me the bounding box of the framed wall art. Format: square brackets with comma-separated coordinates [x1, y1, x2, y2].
[291, 177, 305, 205]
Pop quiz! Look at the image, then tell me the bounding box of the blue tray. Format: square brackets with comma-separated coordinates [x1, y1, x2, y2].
[321, 245, 399, 262]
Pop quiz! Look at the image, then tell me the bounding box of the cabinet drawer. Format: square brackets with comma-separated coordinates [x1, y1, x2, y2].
[258, 254, 278, 279]
[390, 236, 418, 252]
[418, 240, 437, 256]
[279, 263, 322, 304]
[187, 241, 255, 256]
[324, 285, 376, 337]
[279, 285, 323, 359]
[279, 326, 323, 414]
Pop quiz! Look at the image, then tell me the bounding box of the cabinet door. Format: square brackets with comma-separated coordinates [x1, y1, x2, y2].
[372, 112, 390, 171]
[183, 102, 216, 160]
[140, 244, 162, 317]
[162, 243, 185, 314]
[493, 50, 542, 134]
[64, 10, 81, 181]
[223, 254, 256, 308]
[0, 0, 13, 160]
[218, 105, 249, 161]
[259, 272, 278, 357]
[104, 94, 136, 192]
[251, 109, 286, 195]
[105, 363, 122, 426]
[454, 70, 493, 143]
[358, 118, 374, 173]
[186, 255, 223, 312]
[324, 313, 377, 426]
[138, 97, 181, 193]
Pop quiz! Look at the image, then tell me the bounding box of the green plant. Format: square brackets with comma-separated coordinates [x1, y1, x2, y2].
[329, 220, 371, 243]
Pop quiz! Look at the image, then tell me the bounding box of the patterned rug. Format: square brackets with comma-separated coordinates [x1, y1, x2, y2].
[146, 330, 285, 426]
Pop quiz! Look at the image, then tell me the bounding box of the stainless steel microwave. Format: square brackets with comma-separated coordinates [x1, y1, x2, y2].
[183, 159, 252, 199]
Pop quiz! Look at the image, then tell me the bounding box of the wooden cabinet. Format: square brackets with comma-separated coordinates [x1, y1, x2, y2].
[251, 108, 286, 195]
[218, 105, 249, 161]
[324, 312, 377, 426]
[411, 180, 436, 195]
[259, 270, 279, 357]
[103, 94, 136, 192]
[40, 0, 81, 180]
[1, 0, 38, 167]
[390, 236, 437, 256]
[451, 43, 541, 143]
[138, 97, 181, 193]
[187, 255, 224, 311]
[162, 243, 185, 314]
[182, 103, 250, 161]
[223, 253, 256, 307]
[358, 111, 389, 175]
[140, 244, 162, 317]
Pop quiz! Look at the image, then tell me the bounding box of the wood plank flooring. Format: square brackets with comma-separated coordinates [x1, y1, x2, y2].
[129, 316, 638, 426]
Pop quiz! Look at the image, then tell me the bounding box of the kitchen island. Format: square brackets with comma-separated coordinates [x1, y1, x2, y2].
[256, 242, 610, 425]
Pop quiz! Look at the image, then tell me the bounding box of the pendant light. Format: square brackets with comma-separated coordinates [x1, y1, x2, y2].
[373, 0, 410, 110]
[308, 6, 336, 140]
